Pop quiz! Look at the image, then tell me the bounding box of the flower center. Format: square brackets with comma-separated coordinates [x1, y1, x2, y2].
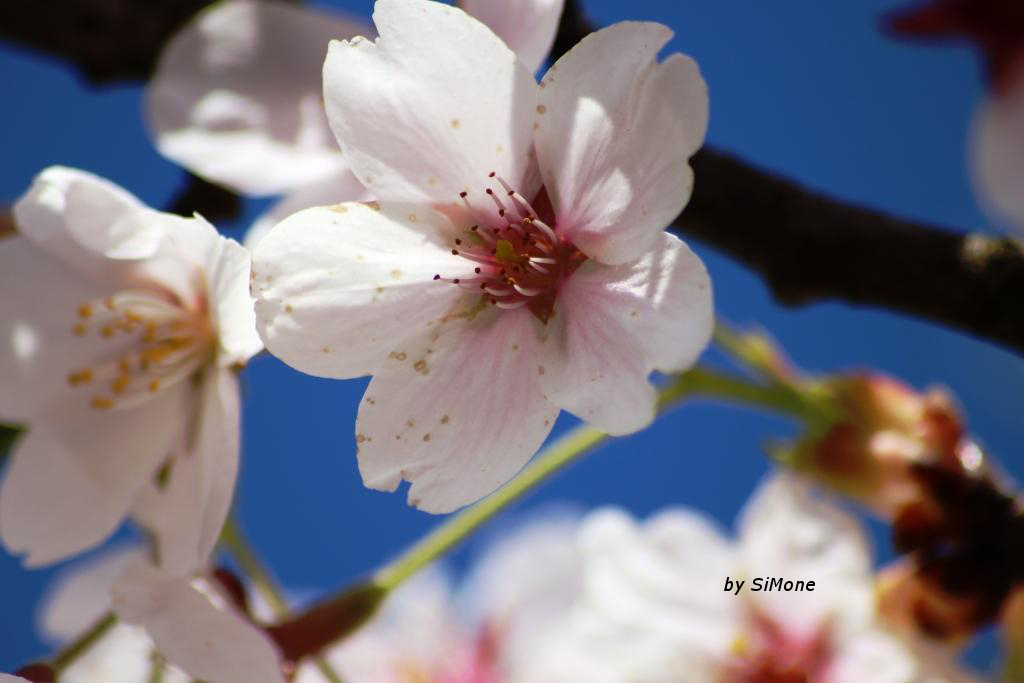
[66, 290, 214, 410]
[435, 172, 586, 324]
[722, 615, 831, 683]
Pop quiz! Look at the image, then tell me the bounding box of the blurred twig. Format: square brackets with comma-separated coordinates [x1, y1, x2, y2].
[168, 173, 242, 223]
[3, 1, 1024, 353]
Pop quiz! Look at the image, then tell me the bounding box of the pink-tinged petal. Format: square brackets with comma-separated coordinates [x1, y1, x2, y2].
[0, 676, 30, 683]
[112, 562, 285, 683]
[244, 168, 372, 249]
[460, 0, 564, 74]
[539, 233, 711, 435]
[253, 203, 470, 379]
[147, 0, 364, 195]
[0, 382, 189, 567]
[356, 309, 559, 513]
[323, 0, 537, 203]
[737, 474, 874, 638]
[132, 370, 240, 575]
[0, 236, 120, 421]
[40, 545, 146, 643]
[535, 23, 709, 265]
[972, 84, 1024, 231]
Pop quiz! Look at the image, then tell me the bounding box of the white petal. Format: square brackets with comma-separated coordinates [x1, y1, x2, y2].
[176, 216, 263, 365]
[356, 309, 559, 512]
[737, 473, 875, 637]
[13, 167, 162, 271]
[244, 168, 371, 249]
[147, 0, 363, 195]
[535, 22, 708, 265]
[972, 84, 1024, 231]
[0, 383, 189, 567]
[133, 370, 240, 575]
[112, 562, 285, 683]
[539, 233, 712, 434]
[0, 676, 30, 683]
[460, 0, 564, 74]
[39, 544, 147, 643]
[253, 203, 470, 379]
[323, 0, 537, 203]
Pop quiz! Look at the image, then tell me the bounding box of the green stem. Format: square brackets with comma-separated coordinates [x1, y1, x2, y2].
[51, 611, 117, 673]
[374, 423, 606, 590]
[221, 518, 346, 683]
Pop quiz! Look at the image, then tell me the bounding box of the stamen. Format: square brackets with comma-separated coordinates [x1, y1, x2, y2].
[439, 175, 586, 323]
[67, 290, 214, 411]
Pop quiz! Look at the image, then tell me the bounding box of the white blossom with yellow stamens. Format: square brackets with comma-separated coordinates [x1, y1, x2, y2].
[0, 166, 261, 571]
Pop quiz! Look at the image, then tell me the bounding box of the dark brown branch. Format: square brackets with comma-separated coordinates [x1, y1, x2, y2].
[168, 173, 242, 223]
[677, 150, 1024, 354]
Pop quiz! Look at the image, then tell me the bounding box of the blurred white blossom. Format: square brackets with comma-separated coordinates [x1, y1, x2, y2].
[252, 0, 712, 512]
[520, 475, 980, 683]
[0, 167, 261, 570]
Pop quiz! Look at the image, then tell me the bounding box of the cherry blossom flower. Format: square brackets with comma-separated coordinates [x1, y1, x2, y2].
[252, 0, 713, 512]
[0, 167, 262, 569]
[520, 475, 981, 683]
[147, 0, 565, 245]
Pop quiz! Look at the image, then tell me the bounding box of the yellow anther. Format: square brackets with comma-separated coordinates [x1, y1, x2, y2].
[105, 296, 116, 310]
[67, 369, 93, 386]
[90, 396, 114, 410]
[143, 323, 158, 343]
[111, 375, 131, 394]
[730, 633, 750, 656]
[118, 357, 134, 373]
[148, 379, 161, 393]
[72, 323, 88, 336]
[100, 326, 115, 339]
[78, 304, 92, 319]
[143, 347, 170, 364]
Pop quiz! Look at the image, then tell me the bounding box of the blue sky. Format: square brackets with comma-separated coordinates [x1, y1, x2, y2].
[1, 0, 1019, 673]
